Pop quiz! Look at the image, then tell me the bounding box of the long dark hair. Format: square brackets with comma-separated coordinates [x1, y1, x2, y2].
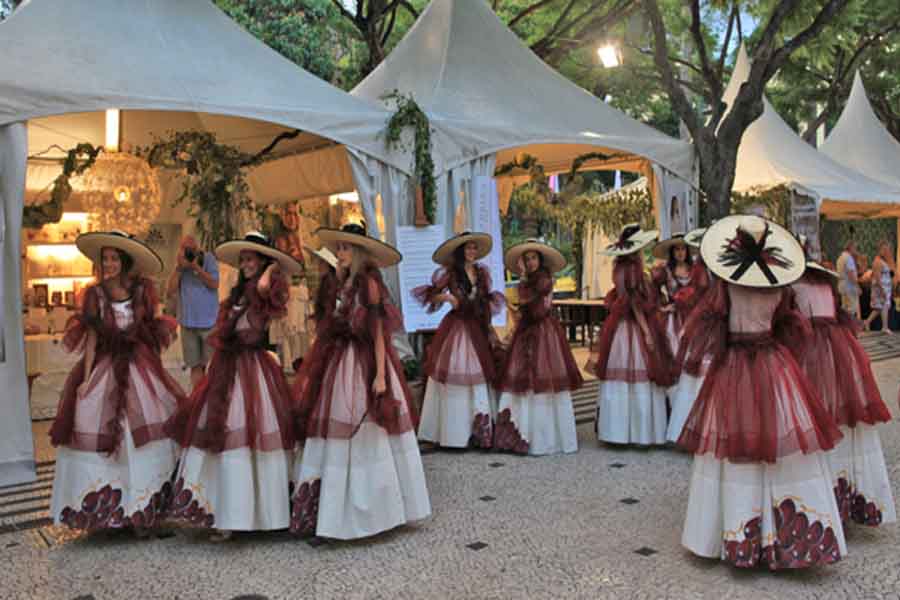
[453, 244, 474, 296]
[228, 251, 274, 306]
[524, 250, 546, 282]
[100, 247, 135, 291]
[667, 241, 693, 273]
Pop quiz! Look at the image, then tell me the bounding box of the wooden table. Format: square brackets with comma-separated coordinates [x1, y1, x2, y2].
[552, 299, 606, 347]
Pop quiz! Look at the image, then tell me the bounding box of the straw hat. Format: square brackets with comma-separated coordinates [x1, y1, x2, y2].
[600, 223, 659, 257]
[684, 227, 707, 249]
[432, 231, 492, 266]
[76, 230, 164, 275]
[316, 223, 402, 268]
[701, 215, 805, 288]
[652, 233, 688, 260]
[504, 239, 566, 274]
[216, 231, 305, 276]
[303, 244, 338, 270]
[798, 234, 838, 278]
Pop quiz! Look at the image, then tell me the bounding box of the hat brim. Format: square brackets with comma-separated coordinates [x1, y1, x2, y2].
[684, 228, 706, 249]
[652, 235, 688, 260]
[701, 215, 805, 288]
[303, 244, 338, 270]
[505, 242, 566, 274]
[216, 240, 305, 276]
[807, 262, 839, 278]
[76, 232, 164, 275]
[316, 228, 402, 268]
[432, 233, 493, 266]
[600, 230, 659, 257]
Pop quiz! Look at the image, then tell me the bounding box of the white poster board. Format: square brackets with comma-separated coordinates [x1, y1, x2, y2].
[396, 224, 450, 332]
[791, 192, 820, 259]
[471, 176, 507, 327]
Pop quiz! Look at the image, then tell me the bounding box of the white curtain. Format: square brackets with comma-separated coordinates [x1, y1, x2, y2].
[581, 222, 613, 300]
[447, 155, 497, 234]
[0, 122, 36, 486]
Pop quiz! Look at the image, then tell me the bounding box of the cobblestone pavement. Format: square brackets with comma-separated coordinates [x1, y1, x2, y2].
[4, 358, 900, 600]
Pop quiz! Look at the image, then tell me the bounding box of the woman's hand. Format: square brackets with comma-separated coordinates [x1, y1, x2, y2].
[443, 293, 459, 309]
[77, 381, 91, 398]
[516, 256, 526, 277]
[662, 304, 675, 314]
[373, 373, 387, 396]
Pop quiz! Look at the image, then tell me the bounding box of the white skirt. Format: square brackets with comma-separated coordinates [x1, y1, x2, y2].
[828, 424, 897, 526]
[171, 446, 293, 531]
[51, 421, 177, 530]
[417, 379, 496, 448]
[667, 373, 706, 443]
[596, 380, 667, 445]
[293, 424, 431, 540]
[682, 452, 847, 569]
[495, 391, 578, 456]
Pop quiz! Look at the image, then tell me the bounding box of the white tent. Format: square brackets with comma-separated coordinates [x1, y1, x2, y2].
[725, 47, 900, 218]
[821, 72, 900, 191]
[0, 0, 410, 486]
[352, 0, 696, 240]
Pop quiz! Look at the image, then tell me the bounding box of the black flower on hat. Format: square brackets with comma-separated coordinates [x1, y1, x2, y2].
[719, 223, 793, 285]
[610, 224, 641, 251]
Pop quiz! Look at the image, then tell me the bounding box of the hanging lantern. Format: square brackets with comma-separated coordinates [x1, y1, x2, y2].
[80, 152, 161, 235]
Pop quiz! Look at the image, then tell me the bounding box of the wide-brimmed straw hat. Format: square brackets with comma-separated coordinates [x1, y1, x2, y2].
[76, 230, 164, 275]
[432, 231, 492, 266]
[652, 233, 688, 260]
[684, 227, 707, 249]
[600, 223, 659, 257]
[216, 231, 305, 276]
[798, 234, 838, 278]
[303, 244, 338, 270]
[316, 223, 402, 268]
[505, 239, 566, 274]
[701, 215, 805, 288]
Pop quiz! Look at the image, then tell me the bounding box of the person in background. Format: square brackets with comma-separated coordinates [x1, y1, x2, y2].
[836, 240, 861, 321]
[864, 240, 897, 333]
[167, 235, 219, 391]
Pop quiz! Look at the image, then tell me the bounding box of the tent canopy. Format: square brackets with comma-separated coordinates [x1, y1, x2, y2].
[351, 0, 693, 183]
[725, 47, 900, 217]
[821, 72, 900, 191]
[0, 0, 408, 178]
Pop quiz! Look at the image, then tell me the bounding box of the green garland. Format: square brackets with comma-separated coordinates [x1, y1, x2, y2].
[494, 151, 624, 207]
[23, 143, 103, 229]
[730, 185, 792, 227]
[382, 91, 436, 222]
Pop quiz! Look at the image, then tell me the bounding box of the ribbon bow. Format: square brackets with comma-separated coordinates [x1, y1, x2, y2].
[611, 224, 641, 251]
[718, 224, 792, 285]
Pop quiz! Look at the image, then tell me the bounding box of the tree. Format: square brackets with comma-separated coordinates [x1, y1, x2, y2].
[642, 0, 852, 220]
[214, 0, 341, 83]
[0, 0, 20, 20]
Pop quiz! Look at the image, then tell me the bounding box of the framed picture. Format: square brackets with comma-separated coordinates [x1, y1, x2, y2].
[64, 291, 75, 307]
[51, 291, 63, 306]
[33, 284, 49, 308]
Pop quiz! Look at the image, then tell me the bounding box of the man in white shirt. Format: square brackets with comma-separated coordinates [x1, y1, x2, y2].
[837, 241, 861, 320]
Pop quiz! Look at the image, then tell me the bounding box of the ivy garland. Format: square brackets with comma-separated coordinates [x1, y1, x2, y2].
[382, 91, 436, 222]
[730, 185, 792, 227]
[23, 143, 103, 229]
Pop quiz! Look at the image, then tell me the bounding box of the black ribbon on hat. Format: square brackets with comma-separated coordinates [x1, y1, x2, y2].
[342, 223, 367, 236]
[718, 223, 792, 285]
[610, 224, 641, 251]
[244, 232, 272, 247]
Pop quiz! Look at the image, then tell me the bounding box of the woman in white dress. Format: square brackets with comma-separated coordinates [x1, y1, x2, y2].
[50, 231, 185, 535]
[414, 232, 505, 449]
[165, 232, 301, 541]
[588, 224, 673, 446]
[291, 224, 430, 540]
[494, 240, 582, 455]
[679, 215, 846, 569]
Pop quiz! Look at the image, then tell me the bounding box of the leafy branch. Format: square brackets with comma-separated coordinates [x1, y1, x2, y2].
[382, 91, 436, 222]
[23, 143, 103, 229]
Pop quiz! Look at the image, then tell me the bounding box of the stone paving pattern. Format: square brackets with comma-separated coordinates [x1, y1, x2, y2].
[4, 358, 900, 600]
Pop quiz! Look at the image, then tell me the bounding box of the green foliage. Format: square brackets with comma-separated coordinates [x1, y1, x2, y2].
[138, 131, 271, 250]
[381, 91, 436, 222]
[730, 186, 792, 228]
[402, 357, 422, 382]
[214, 0, 339, 82]
[23, 143, 103, 229]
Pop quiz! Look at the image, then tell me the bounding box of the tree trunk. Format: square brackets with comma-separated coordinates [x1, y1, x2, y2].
[363, 30, 386, 78]
[695, 138, 738, 222]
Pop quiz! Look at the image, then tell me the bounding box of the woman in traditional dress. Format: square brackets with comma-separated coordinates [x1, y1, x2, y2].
[494, 240, 583, 455]
[306, 245, 339, 332]
[291, 224, 430, 540]
[414, 232, 505, 449]
[165, 232, 301, 541]
[790, 237, 896, 528]
[50, 231, 185, 535]
[665, 227, 712, 443]
[863, 240, 896, 333]
[650, 233, 693, 363]
[679, 215, 847, 570]
[588, 224, 673, 446]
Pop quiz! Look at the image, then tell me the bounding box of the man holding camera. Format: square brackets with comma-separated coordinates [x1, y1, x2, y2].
[167, 235, 219, 390]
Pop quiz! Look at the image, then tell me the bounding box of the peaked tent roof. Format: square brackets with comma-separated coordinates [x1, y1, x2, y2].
[0, 0, 407, 173]
[352, 0, 692, 181]
[725, 46, 900, 213]
[821, 72, 900, 190]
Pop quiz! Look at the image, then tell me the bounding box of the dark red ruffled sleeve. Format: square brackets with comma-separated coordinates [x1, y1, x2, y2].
[479, 265, 506, 316]
[412, 267, 451, 313]
[518, 269, 554, 322]
[352, 265, 404, 337]
[773, 286, 813, 352]
[134, 278, 177, 353]
[677, 277, 729, 377]
[62, 285, 102, 353]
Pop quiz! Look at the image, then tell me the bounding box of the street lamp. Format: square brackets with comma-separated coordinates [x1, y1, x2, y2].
[597, 44, 621, 68]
